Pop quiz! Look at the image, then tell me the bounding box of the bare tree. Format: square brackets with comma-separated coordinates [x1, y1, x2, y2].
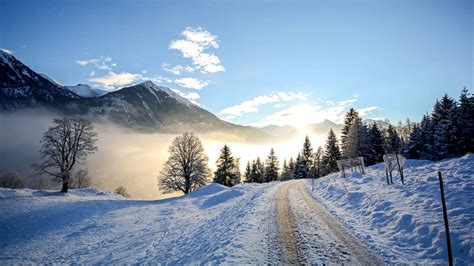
[158, 133, 210, 194]
[70, 169, 92, 189]
[115, 186, 130, 197]
[33, 117, 98, 193]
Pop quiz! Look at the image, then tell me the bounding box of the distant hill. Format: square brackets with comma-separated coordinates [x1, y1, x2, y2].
[0, 50, 269, 141]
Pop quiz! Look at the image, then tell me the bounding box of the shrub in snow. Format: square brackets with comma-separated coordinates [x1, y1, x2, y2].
[0, 172, 24, 188]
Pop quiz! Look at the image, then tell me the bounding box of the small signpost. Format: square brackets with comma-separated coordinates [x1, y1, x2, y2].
[336, 157, 365, 178]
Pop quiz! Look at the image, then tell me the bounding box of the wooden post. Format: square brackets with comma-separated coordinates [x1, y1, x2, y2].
[438, 171, 453, 266]
[385, 168, 390, 185]
[395, 154, 404, 184]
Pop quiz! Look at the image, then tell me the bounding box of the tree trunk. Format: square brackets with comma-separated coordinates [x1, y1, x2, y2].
[61, 181, 68, 193]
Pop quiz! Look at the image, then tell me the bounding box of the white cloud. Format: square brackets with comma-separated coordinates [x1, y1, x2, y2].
[76, 56, 114, 71]
[0, 48, 13, 54]
[169, 27, 225, 73]
[219, 91, 309, 118]
[89, 72, 143, 90]
[89, 71, 96, 77]
[174, 77, 209, 90]
[273, 103, 287, 109]
[358, 106, 381, 116]
[162, 63, 195, 75]
[253, 98, 380, 127]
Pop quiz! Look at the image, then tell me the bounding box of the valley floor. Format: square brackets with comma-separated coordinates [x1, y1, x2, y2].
[0, 155, 473, 264]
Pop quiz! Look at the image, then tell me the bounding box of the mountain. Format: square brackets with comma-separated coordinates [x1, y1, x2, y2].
[0, 51, 268, 140]
[0, 50, 79, 110]
[65, 84, 108, 98]
[307, 119, 343, 135]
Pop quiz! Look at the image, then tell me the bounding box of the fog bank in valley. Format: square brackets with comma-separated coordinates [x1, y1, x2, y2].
[0, 110, 328, 199]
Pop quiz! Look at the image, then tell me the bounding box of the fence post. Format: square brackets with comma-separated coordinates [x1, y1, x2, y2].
[438, 171, 453, 266]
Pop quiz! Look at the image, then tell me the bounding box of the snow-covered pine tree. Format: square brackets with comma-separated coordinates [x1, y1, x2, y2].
[432, 94, 458, 160]
[255, 157, 265, 183]
[313, 146, 324, 178]
[288, 157, 296, 174]
[341, 108, 359, 157]
[244, 161, 252, 183]
[405, 123, 423, 159]
[367, 123, 386, 164]
[345, 117, 371, 159]
[213, 144, 240, 187]
[264, 148, 279, 182]
[322, 129, 342, 173]
[281, 159, 293, 181]
[419, 114, 435, 160]
[293, 153, 306, 179]
[386, 124, 402, 153]
[457, 88, 474, 154]
[299, 136, 313, 178]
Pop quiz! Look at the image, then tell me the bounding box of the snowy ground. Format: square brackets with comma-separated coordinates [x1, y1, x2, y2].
[0, 155, 472, 264]
[308, 154, 474, 265]
[0, 184, 282, 264]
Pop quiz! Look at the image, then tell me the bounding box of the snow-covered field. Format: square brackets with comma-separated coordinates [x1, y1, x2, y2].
[308, 154, 474, 265]
[0, 183, 281, 264]
[0, 155, 472, 264]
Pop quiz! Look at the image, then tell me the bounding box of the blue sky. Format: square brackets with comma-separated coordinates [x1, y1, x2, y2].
[0, 0, 472, 126]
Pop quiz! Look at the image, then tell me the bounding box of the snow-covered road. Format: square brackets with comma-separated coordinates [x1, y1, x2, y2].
[277, 180, 382, 264]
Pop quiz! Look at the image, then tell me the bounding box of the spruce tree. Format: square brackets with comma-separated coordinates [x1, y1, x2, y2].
[293, 153, 305, 179]
[264, 148, 279, 182]
[341, 108, 359, 156]
[386, 124, 402, 153]
[457, 88, 474, 154]
[213, 144, 239, 187]
[367, 123, 386, 164]
[322, 129, 342, 173]
[255, 157, 265, 183]
[313, 146, 324, 178]
[244, 161, 252, 183]
[432, 94, 458, 159]
[300, 136, 313, 178]
[281, 159, 292, 181]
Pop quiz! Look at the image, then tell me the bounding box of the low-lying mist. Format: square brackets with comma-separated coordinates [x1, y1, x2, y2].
[0, 110, 328, 199]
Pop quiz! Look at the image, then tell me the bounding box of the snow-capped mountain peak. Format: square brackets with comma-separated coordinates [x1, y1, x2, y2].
[65, 84, 108, 98]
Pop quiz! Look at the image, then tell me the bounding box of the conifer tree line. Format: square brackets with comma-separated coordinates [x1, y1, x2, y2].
[161, 88, 472, 191]
[214, 88, 473, 186]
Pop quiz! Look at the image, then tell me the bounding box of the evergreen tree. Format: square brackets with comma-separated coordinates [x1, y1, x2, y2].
[298, 136, 313, 178]
[244, 161, 252, 183]
[293, 153, 306, 179]
[281, 159, 293, 181]
[313, 146, 324, 178]
[341, 108, 359, 156]
[405, 123, 422, 159]
[264, 148, 279, 182]
[366, 123, 386, 165]
[345, 117, 371, 159]
[255, 157, 265, 183]
[322, 129, 342, 173]
[432, 94, 458, 159]
[213, 144, 239, 187]
[386, 124, 402, 153]
[457, 88, 474, 154]
[419, 114, 435, 160]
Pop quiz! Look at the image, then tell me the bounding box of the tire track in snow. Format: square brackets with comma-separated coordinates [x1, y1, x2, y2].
[276, 182, 302, 265]
[277, 180, 383, 265]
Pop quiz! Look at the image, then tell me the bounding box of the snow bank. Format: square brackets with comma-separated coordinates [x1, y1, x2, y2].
[308, 154, 474, 264]
[0, 182, 282, 264]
